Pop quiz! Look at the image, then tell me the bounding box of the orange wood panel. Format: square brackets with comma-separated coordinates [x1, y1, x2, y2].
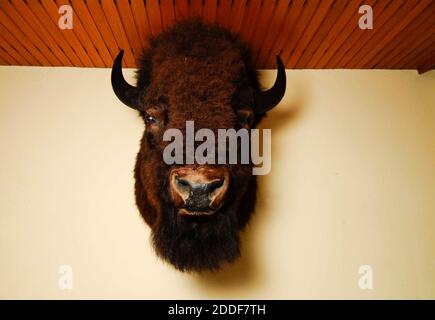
[0, 0, 432, 71]
[280, 0, 320, 67]
[296, 0, 348, 68]
[0, 46, 18, 65]
[100, 0, 136, 67]
[264, 0, 305, 68]
[287, 0, 335, 68]
[250, 0, 278, 65]
[174, 0, 189, 21]
[40, 0, 94, 66]
[146, 0, 163, 36]
[229, 0, 248, 34]
[331, 0, 401, 68]
[355, 0, 433, 68]
[86, 0, 122, 62]
[0, 33, 30, 65]
[0, 23, 41, 66]
[307, 0, 364, 68]
[130, 0, 152, 49]
[255, 0, 290, 68]
[203, 0, 218, 24]
[392, 36, 435, 69]
[56, 0, 105, 67]
[0, 1, 62, 65]
[371, 6, 435, 68]
[11, 0, 72, 66]
[238, 0, 262, 45]
[116, 0, 144, 57]
[69, 0, 113, 67]
[160, 0, 176, 30]
[377, 18, 435, 69]
[216, 0, 233, 29]
[189, 0, 203, 19]
[317, 0, 381, 68]
[25, 0, 83, 66]
[0, 9, 51, 65]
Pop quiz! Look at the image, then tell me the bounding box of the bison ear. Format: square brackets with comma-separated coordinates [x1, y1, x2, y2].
[111, 50, 142, 110]
[254, 56, 286, 115]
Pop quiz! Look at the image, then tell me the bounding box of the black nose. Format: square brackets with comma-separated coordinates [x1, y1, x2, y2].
[176, 178, 224, 212]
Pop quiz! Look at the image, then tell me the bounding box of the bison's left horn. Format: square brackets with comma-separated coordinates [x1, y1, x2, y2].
[111, 50, 141, 110]
[254, 56, 286, 115]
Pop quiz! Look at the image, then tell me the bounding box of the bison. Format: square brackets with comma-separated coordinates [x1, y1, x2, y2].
[111, 21, 286, 272]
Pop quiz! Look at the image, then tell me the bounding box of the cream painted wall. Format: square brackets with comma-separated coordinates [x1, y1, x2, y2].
[0, 66, 434, 299]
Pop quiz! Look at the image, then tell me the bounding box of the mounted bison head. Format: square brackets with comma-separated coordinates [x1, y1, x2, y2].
[111, 21, 285, 272]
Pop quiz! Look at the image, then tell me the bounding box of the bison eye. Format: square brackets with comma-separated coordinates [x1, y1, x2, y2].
[145, 114, 156, 124]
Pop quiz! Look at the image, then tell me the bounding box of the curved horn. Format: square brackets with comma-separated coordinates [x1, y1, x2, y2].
[111, 50, 141, 110]
[254, 56, 286, 115]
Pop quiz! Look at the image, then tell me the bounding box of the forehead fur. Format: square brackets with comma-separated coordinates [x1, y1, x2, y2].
[135, 21, 259, 127]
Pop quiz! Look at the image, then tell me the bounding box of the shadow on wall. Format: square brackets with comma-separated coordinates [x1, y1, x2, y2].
[191, 79, 308, 296]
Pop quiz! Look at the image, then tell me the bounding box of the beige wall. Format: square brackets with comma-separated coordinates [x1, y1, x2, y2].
[0, 66, 434, 299]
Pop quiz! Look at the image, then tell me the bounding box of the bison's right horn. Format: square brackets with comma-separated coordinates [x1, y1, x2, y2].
[254, 56, 286, 115]
[111, 50, 141, 110]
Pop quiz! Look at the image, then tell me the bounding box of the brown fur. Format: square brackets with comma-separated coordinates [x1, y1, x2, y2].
[133, 21, 262, 272]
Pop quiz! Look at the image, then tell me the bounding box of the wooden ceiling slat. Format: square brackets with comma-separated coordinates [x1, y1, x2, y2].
[25, 0, 83, 66]
[0, 24, 41, 66]
[355, 0, 433, 68]
[328, 0, 396, 68]
[40, 0, 94, 67]
[11, 0, 73, 66]
[189, 0, 203, 19]
[255, 0, 291, 68]
[0, 0, 432, 71]
[281, 0, 320, 67]
[373, 7, 435, 69]
[217, 0, 233, 29]
[250, 0, 278, 66]
[174, 0, 189, 21]
[0, 46, 18, 65]
[229, 0, 248, 34]
[0, 9, 51, 65]
[0, 56, 6, 65]
[86, 0, 122, 62]
[392, 37, 435, 69]
[160, 0, 176, 30]
[0, 1, 62, 66]
[55, 0, 105, 67]
[296, 0, 349, 68]
[402, 49, 435, 70]
[287, 0, 334, 68]
[70, 0, 113, 67]
[100, 0, 136, 67]
[264, 0, 305, 68]
[416, 50, 435, 72]
[146, 0, 163, 36]
[378, 24, 435, 69]
[203, 0, 218, 24]
[116, 0, 144, 58]
[130, 0, 152, 50]
[312, 0, 367, 68]
[341, 0, 410, 68]
[0, 34, 30, 65]
[238, 0, 262, 45]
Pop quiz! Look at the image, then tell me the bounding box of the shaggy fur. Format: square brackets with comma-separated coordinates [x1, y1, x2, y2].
[133, 21, 262, 272]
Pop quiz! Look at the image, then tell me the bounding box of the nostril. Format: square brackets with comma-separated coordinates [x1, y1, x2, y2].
[176, 177, 190, 190]
[207, 179, 224, 194]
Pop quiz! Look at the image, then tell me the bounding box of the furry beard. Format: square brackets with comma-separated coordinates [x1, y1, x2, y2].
[152, 204, 241, 272]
